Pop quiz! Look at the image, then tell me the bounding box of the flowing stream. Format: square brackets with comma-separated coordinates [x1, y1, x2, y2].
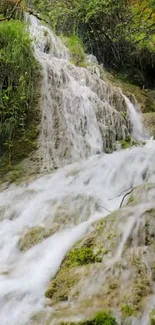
[0, 17, 154, 325]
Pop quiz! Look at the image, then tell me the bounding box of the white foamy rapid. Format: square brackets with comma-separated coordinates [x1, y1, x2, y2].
[0, 16, 154, 325]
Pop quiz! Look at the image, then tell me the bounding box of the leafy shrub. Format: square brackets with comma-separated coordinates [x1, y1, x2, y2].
[29, 0, 155, 88]
[0, 20, 40, 168]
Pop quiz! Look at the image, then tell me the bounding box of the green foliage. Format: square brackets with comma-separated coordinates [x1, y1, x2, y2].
[0, 20, 40, 170]
[45, 269, 77, 301]
[120, 136, 139, 149]
[121, 303, 135, 318]
[29, 0, 155, 88]
[93, 311, 117, 325]
[149, 309, 155, 325]
[64, 35, 86, 67]
[45, 244, 101, 301]
[60, 311, 118, 325]
[65, 246, 101, 267]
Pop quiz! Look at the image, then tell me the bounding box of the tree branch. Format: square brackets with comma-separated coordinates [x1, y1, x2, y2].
[119, 187, 137, 208]
[0, 1, 49, 24]
[98, 205, 112, 213]
[0, 0, 22, 22]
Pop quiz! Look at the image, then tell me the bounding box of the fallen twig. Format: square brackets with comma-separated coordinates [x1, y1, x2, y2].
[119, 187, 137, 208]
[109, 186, 133, 201]
[98, 205, 112, 213]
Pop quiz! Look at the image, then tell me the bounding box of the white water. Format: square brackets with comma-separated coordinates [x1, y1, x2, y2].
[28, 15, 147, 172]
[123, 95, 147, 140]
[0, 16, 154, 325]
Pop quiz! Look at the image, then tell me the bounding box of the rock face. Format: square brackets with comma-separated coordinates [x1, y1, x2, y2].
[143, 113, 155, 137]
[42, 183, 155, 325]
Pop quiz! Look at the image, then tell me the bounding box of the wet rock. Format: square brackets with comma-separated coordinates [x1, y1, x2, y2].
[44, 186, 155, 324]
[143, 112, 155, 137]
[19, 224, 59, 251]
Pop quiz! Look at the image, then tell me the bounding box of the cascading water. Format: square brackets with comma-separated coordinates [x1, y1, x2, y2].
[28, 15, 145, 172]
[0, 16, 155, 325]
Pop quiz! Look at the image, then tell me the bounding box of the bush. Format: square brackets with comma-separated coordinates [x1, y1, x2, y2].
[0, 20, 40, 168]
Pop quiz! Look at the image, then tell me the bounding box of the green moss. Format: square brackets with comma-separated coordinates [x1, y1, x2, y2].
[59, 311, 118, 325]
[45, 240, 102, 301]
[63, 35, 86, 67]
[121, 303, 135, 318]
[65, 246, 101, 268]
[120, 136, 142, 149]
[150, 309, 155, 325]
[129, 256, 152, 309]
[45, 269, 77, 301]
[120, 136, 133, 149]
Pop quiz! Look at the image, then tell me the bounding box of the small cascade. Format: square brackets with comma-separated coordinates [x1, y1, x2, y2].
[123, 94, 147, 140]
[27, 16, 146, 172]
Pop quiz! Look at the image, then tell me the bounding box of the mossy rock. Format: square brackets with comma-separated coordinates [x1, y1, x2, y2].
[45, 243, 102, 302]
[121, 303, 136, 318]
[19, 225, 58, 252]
[45, 268, 78, 302]
[62, 35, 86, 67]
[45, 197, 155, 322]
[143, 112, 155, 137]
[65, 246, 102, 268]
[59, 311, 118, 324]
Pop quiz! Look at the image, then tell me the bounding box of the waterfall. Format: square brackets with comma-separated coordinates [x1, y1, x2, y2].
[123, 94, 147, 141]
[0, 16, 154, 325]
[28, 16, 147, 172]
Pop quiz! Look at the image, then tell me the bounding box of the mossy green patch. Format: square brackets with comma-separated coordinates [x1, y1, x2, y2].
[120, 136, 141, 149]
[121, 303, 135, 318]
[127, 255, 152, 310]
[45, 235, 102, 301]
[150, 309, 155, 325]
[59, 311, 118, 325]
[45, 268, 77, 301]
[63, 35, 86, 67]
[65, 246, 102, 268]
